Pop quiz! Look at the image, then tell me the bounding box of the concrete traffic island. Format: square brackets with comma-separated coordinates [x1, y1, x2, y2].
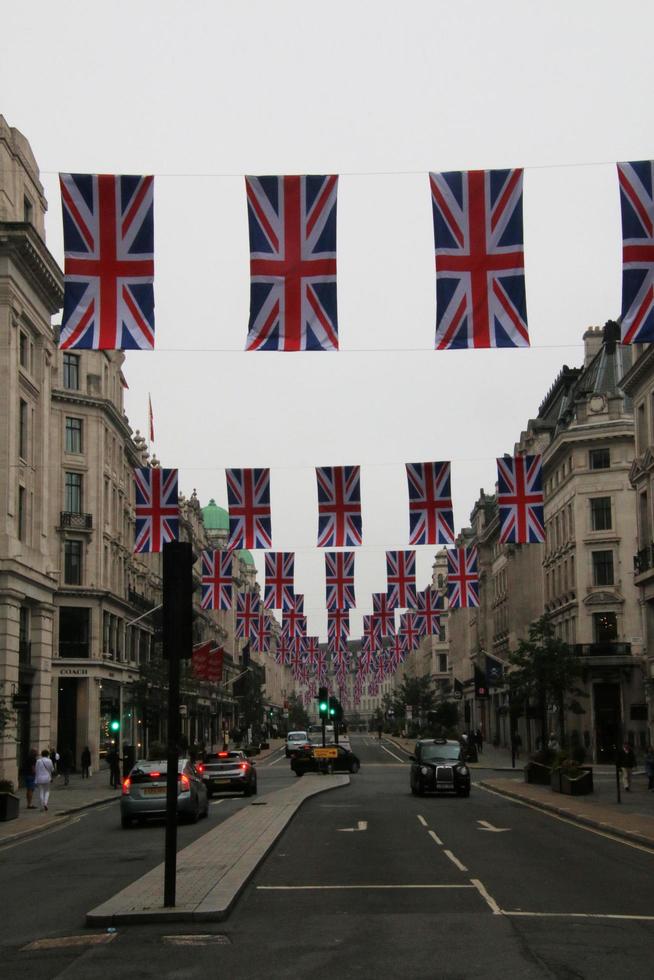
[87, 774, 349, 926]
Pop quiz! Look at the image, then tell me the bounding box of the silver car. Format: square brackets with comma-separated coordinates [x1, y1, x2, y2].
[120, 758, 209, 828]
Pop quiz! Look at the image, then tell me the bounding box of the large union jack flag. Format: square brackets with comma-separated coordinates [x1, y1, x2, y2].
[316, 466, 362, 547]
[235, 592, 260, 640]
[496, 455, 545, 544]
[415, 588, 442, 635]
[399, 610, 421, 651]
[406, 462, 455, 546]
[275, 627, 292, 666]
[200, 550, 233, 610]
[373, 592, 396, 639]
[134, 468, 178, 553]
[245, 175, 339, 351]
[59, 173, 154, 350]
[252, 607, 273, 654]
[304, 635, 320, 671]
[282, 594, 305, 639]
[618, 161, 654, 343]
[430, 168, 529, 350]
[388, 631, 408, 672]
[447, 546, 480, 608]
[325, 552, 356, 610]
[328, 607, 350, 654]
[226, 468, 272, 549]
[264, 552, 295, 610]
[386, 550, 417, 608]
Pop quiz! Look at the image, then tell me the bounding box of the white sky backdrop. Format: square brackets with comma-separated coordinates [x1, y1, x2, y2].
[3, 0, 652, 640]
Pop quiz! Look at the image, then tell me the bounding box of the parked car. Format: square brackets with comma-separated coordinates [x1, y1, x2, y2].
[120, 759, 209, 828]
[285, 731, 309, 758]
[199, 750, 257, 797]
[409, 738, 471, 797]
[291, 743, 361, 776]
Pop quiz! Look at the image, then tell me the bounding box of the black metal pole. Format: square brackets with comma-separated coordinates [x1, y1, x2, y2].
[615, 714, 622, 805]
[164, 637, 180, 906]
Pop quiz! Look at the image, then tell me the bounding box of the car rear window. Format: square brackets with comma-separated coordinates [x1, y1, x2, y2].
[420, 745, 461, 762]
[206, 752, 242, 762]
[288, 733, 307, 740]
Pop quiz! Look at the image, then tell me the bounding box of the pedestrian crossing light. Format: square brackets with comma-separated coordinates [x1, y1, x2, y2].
[318, 686, 329, 719]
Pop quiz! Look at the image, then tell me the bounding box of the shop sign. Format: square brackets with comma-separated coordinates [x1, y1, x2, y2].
[59, 667, 89, 676]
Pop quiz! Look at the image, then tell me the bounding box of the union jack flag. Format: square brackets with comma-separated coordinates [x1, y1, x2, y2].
[496, 455, 545, 544]
[316, 647, 329, 683]
[283, 594, 305, 639]
[399, 611, 421, 651]
[332, 642, 350, 676]
[325, 551, 356, 610]
[406, 461, 455, 546]
[328, 607, 349, 653]
[316, 466, 362, 547]
[361, 614, 381, 666]
[447, 546, 480, 608]
[415, 588, 442, 635]
[235, 592, 260, 640]
[373, 656, 387, 685]
[275, 627, 291, 666]
[618, 161, 654, 343]
[134, 468, 178, 553]
[430, 168, 529, 350]
[59, 173, 154, 350]
[264, 552, 295, 610]
[245, 175, 339, 351]
[200, 550, 233, 610]
[388, 631, 407, 671]
[305, 635, 320, 671]
[253, 608, 273, 654]
[226, 468, 272, 549]
[386, 550, 417, 608]
[373, 593, 396, 639]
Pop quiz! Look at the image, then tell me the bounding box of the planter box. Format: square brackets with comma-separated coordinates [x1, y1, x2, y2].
[560, 768, 593, 795]
[524, 762, 552, 785]
[0, 793, 20, 822]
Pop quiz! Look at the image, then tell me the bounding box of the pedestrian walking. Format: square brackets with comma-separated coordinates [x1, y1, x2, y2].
[81, 745, 91, 778]
[511, 731, 522, 760]
[22, 748, 38, 809]
[60, 747, 74, 786]
[644, 745, 654, 791]
[34, 749, 55, 811]
[377, 723, 383, 741]
[547, 732, 559, 752]
[619, 742, 636, 791]
[474, 728, 483, 754]
[107, 746, 121, 788]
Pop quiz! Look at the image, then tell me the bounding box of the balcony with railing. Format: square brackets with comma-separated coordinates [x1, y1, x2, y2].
[128, 589, 156, 613]
[574, 642, 632, 658]
[60, 512, 93, 531]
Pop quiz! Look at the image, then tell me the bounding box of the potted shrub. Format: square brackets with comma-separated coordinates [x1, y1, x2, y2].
[524, 749, 553, 785]
[551, 758, 593, 795]
[0, 779, 20, 822]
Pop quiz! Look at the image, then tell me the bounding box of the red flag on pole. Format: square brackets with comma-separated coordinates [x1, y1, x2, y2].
[191, 641, 211, 680]
[148, 392, 155, 443]
[206, 646, 224, 684]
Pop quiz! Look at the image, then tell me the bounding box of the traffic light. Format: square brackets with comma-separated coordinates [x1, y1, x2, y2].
[162, 541, 194, 659]
[318, 686, 329, 719]
[328, 696, 337, 718]
[109, 717, 120, 734]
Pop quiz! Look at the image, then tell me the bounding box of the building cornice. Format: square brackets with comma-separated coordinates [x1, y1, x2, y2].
[0, 221, 63, 313]
[619, 344, 654, 397]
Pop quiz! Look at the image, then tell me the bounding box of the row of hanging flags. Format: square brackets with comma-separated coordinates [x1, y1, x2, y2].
[59, 162, 654, 351]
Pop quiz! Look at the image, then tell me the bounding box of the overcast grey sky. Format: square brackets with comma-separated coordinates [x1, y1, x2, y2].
[3, 1, 652, 640]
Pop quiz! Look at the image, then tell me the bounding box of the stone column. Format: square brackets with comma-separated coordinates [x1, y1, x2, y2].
[29, 602, 55, 754]
[0, 590, 22, 785]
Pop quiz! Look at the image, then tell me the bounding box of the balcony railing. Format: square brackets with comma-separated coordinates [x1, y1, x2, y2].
[128, 589, 156, 613]
[574, 642, 632, 658]
[60, 511, 93, 530]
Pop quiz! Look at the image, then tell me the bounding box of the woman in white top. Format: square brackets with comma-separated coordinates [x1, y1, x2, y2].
[34, 749, 55, 811]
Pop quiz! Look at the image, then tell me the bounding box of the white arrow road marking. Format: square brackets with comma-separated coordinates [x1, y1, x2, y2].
[477, 819, 510, 833]
[338, 820, 368, 832]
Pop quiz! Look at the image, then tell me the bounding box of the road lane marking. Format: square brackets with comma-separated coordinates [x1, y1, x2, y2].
[0, 814, 87, 853]
[209, 800, 225, 807]
[22, 934, 117, 951]
[380, 744, 406, 763]
[477, 783, 654, 856]
[443, 849, 468, 872]
[338, 820, 367, 832]
[477, 819, 510, 833]
[417, 814, 428, 827]
[266, 751, 287, 766]
[429, 829, 444, 846]
[257, 884, 475, 891]
[503, 911, 654, 921]
[470, 878, 502, 915]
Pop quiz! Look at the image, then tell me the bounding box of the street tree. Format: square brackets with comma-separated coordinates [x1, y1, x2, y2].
[509, 615, 585, 748]
[287, 692, 310, 731]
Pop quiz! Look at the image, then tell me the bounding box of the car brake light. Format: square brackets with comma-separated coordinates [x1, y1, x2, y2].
[195, 764, 204, 773]
[218, 751, 229, 758]
[149, 771, 161, 778]
[239, 762, 249, 771]
[121, 778, 131, 795]
[180, 773, 190, 790]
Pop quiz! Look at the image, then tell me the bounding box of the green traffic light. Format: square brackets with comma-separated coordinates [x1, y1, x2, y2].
[110, 720, 120, 732]
[319, 701, 328, 713]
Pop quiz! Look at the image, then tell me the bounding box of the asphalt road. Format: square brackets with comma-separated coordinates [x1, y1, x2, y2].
[3, 735, 653, 979]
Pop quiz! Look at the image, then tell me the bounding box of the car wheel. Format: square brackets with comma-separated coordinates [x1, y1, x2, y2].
[410, 784, 419, 796]
[349, 760, 360, 774]
[121, 815, 132, 829]
[416, 781, 425, 797]
[189, 801, 200, 823]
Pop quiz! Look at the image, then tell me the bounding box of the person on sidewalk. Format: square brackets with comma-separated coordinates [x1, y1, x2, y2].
[644, 745, 654, 791]
[60, 747, 74, 786]
[511, 731, 522, 760]
[22, 748, 38, 809]
[81, 745, 91, 778]
[107, 746, 122, 789]
[474, 728, 484, 754]
[34, 749, 55, 811]
[619, 742, 636, 791]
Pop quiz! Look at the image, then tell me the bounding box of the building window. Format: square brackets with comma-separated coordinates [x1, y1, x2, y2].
[63, 353, 80, 391]
[589, 448, 610, 470]
[439, 624, 446, 642]
[593, 612, 618, 644]
[65, 417, 83, 454]
[19, 399, 28, 460]
[65, 472, 83, 513]
[17, 485, 26, 541]
[19, 331, 31, 370]
[23, 196, 33, 224]
[438, 653, 448, 673]
[64, 540, 83, 585]
[592, 550, 614, 586]
[637, 401, 648, 454]
[590, 497, 612, 531]
[58, 607, 90, 658]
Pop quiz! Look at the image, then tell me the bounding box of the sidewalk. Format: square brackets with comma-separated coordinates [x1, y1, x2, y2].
[0, 740, 286, 847]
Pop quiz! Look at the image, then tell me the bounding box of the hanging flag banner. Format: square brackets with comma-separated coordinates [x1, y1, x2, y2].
[200, 550, 233, 610]
[191, 641, 211, 680]
[226, 468, 272, 549]
[59, 173, 155, 350]
[235, 592, 260, 640]
[373, 593, 395, 638]
[253, 608, 272, 654]
[486, 653, 504, 687]
[245, 174, 339, 351]
[282, 594, 305, 639]
[316, 466, 362, 547]
[134, 467, 178, 553]
[496, 454, 545, 544]
[430, 168, 529, 350]
[325, 551, 356, 610]
[447, 546, 480, 609]
[415, 588, 441, 636]
[386, 550, 417, 609]
[327, 607, 350, 654]
[264, 552, 295, 610]
[617, 160, 654, 343]
[406, 461, 455, 546]
[206, 646, 224, 684]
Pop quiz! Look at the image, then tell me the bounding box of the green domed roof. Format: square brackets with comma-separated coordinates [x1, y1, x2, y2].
[201, 499, 229, 531]
[238, 549, 255, 566]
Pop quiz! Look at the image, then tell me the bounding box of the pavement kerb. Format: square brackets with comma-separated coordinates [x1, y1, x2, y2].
[478, 779, 654, 851]
[0, 792, 120, 847]
[86, 773, 349, 926]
